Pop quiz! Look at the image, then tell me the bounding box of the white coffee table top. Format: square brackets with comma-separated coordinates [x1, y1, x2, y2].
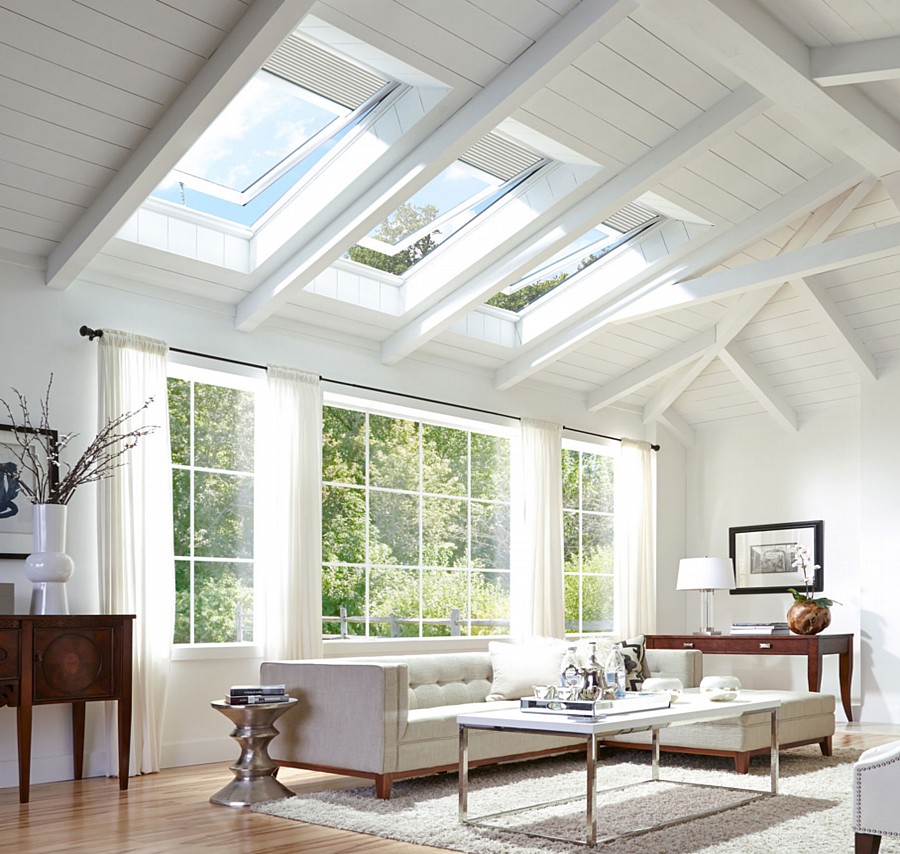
[457, 690, 781, 737]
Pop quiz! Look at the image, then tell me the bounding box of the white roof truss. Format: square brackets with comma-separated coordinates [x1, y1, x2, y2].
[630, 178, 878, 426]
[493, 157, 868, 390]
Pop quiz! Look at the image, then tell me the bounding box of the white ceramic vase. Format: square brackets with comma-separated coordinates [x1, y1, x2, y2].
[23, 504, 74, 615]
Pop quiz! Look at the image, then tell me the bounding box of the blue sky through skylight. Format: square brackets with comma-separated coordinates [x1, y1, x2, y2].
[152, 71, 349, 222]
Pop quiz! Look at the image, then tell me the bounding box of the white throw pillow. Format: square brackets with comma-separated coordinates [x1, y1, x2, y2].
[486, 639, 567, 701]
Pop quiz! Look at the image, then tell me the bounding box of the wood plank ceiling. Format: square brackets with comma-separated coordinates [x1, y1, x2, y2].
[2, 0, 900, 445]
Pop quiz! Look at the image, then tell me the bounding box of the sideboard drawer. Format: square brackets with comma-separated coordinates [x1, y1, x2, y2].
[0, 629, 18, 679]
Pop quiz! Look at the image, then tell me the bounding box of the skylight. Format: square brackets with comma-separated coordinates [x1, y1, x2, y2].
[487, 203, 660, 312]
[346, 132, 544, 276]
[151, 34, 396, 226]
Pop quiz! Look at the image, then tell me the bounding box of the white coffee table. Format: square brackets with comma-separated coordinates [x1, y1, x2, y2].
[457, 692, 781, 847]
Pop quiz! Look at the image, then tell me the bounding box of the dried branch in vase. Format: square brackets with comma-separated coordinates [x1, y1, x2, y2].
[0, 375, 158, 505]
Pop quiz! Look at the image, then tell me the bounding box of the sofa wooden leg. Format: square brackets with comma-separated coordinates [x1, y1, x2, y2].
[733, 753, 750, 774]
[855, 832, 881, 854]
[375, 774, 393, 799]
[820, 735, 833, 757]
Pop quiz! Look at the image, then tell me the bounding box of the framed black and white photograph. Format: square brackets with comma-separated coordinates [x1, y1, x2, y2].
[0, 424, 58, 559]
[729, 519, 824, 595]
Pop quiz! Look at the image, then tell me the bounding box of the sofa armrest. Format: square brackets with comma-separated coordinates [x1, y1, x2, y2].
[260, 660, 408, 775]
[644, 648, 703, 688]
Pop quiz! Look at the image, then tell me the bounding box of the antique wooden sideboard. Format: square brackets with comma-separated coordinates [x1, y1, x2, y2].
[0, 614, 134, 803]
[645, 632, 854, 721]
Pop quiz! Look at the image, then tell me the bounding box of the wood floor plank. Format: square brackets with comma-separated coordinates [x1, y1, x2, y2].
[0, 730, 893, 853]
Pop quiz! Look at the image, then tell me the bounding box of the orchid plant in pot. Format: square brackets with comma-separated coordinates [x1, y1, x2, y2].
[786, 544, 840, 635]
[0, 376, 155, 614]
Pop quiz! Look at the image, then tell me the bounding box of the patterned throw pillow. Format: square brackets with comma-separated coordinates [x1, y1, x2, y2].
[615, 636, 648, 691]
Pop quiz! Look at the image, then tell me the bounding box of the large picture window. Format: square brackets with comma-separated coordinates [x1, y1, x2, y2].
[169, 369, 257, 644]
[562, 443, 615, 635]
[321, 404, 512, 637]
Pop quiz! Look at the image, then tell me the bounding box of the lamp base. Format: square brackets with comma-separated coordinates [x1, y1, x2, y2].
[692, 630, 723, 636]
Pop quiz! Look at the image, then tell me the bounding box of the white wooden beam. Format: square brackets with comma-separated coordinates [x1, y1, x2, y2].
[586, 328, 715, 411]
[235, 0, 638, 331]
[641, 285, 780, 423]
[719, 343, 798, 432]
[644, 0, 900, 175]
[791, 277, 878, 381]
[655, 407, 695, 448]
[812, 37, 900, 86]
[656, 219, 900, 308]
[492, 158, 867, 390]
[381, 85, 766, 365]
[45, 0, 315, 290]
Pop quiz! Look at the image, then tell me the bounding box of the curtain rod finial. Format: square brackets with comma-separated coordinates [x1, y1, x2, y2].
[79, 325, 103, 341]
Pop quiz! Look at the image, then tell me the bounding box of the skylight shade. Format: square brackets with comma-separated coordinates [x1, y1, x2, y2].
[460, 132, 542, 182]
[265, 33, 387, 110]
[603, 202, 657, 234]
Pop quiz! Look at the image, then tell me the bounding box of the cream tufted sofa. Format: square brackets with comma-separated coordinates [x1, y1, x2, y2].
[261, 648, 834, 798]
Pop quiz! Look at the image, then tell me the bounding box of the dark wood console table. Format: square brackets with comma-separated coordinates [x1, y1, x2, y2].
[0, 614, 134, 803]
[645, 633, 854, 721]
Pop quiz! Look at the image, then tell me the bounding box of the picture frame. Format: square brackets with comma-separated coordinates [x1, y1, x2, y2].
[728, 519, 824, 595]
[0, 424, 59, 559]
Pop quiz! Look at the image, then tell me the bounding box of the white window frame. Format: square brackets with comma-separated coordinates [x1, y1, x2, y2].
[168, 361, 263, 657]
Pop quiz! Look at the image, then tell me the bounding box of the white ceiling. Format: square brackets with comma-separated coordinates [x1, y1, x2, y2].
[3, 0, 900, 446]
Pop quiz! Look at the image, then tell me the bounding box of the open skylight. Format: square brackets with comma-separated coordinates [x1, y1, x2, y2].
[151, 34, 397, 226]
[487, 203, 660, 312]
[346, 132, 545, 275]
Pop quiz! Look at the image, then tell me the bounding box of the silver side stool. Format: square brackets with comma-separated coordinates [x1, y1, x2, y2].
[852, 740, 900, 854]
[210, 697, 298, 807]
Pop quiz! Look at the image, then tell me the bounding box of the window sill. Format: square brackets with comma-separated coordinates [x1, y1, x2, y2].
[323, 635, 508, 658]
[171, 643, 263, 661]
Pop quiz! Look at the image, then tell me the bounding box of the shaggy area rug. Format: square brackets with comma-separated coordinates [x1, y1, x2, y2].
[254, 746, 865, 853]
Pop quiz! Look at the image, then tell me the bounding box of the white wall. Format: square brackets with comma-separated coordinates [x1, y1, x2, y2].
[0, 269, 659, 786]
[683, 403, 863, 720]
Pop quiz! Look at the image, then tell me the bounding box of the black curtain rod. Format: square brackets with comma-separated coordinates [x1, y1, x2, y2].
[79, 326, 660, 451]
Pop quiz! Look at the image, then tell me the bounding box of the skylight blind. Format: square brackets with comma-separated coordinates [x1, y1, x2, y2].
[264, 34, 388, 110]
[460, 132, 542, 182]
[602, 203, 657, 234]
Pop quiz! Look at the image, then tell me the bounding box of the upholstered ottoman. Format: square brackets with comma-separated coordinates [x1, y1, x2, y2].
[602, 688, 835, 773]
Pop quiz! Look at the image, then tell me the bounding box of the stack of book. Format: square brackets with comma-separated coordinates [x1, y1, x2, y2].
[225, 684, 289, 705]
[730, 622, 791, 635]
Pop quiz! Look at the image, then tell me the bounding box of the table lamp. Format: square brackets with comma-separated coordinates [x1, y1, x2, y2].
[676, 557, 735, 635]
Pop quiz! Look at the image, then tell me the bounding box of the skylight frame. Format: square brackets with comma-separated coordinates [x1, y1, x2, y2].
[493, 215, 663, 314]
[356, 157, 547, 258]
[168, 72, 401, 208]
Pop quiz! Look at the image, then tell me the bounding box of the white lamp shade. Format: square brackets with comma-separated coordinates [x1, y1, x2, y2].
[676, 557, 735, 591]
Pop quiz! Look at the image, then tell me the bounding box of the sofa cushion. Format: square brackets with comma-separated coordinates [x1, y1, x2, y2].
[486, 639, 566, 700]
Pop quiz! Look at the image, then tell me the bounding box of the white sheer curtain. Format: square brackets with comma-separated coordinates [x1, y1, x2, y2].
[613, 438, 656, 637]
[512, 419, 564, 639]
[97, 329, 174, 776]
[256, 366, 323, 660]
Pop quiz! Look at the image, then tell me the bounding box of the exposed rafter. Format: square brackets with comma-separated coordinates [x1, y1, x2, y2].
[45, 0, 316, 290]
[234, 0, 639, 332]
[644, 0, 900, 176]
[493, 158, 867, 391]
[811, 37, 900, 87]
[719, 342, 798, 432]
[381, 85, 767, 366]
[649, 219, 900, 310]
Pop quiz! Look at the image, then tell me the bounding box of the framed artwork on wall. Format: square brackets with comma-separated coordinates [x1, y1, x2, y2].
[729, 519, 824, 595]
[0, 424, 59, 559]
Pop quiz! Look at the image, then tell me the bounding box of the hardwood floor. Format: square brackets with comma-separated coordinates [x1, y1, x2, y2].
[2, 728, 895, 854]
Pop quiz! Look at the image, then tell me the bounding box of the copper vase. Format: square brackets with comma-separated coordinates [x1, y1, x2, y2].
[787, 601, 831, 635]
